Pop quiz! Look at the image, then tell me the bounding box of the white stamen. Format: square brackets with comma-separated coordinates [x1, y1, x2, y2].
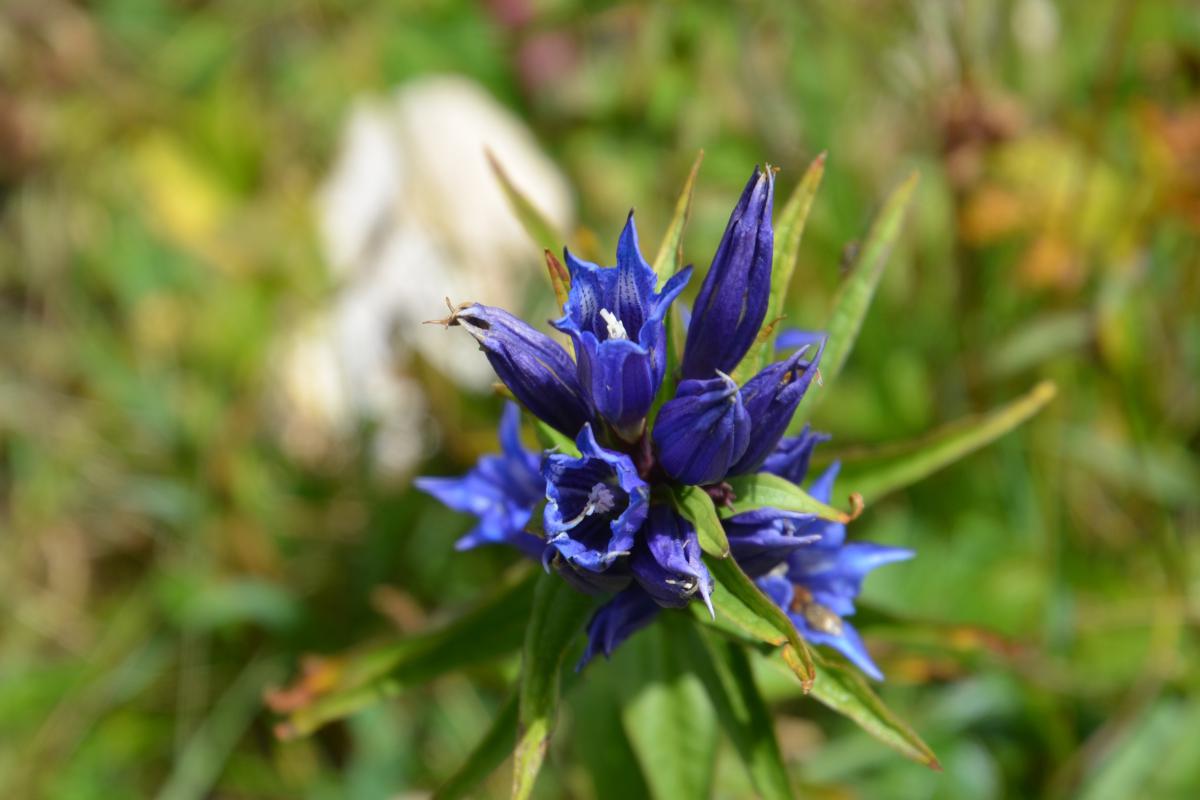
[599, 308, 628, 340]
[559, 482, 618, 529]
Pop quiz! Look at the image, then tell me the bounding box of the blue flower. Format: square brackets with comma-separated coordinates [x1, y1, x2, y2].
[630, 505, 714, 615]
[554, 214, 692, 440]
[415, 403, 546, 559]
[728, 337, 825, 476]
[424, 167, 918, 676]
[448, 302, 592, 438]
[542, 424, 649, 591]
[577, 585, 662, 668]
[754, 462, 913, 680]
[652, 371, 750, 485]
[680, 167, 775, 381]
[724, 507, 822, 578]
[760, 424, 830, 484]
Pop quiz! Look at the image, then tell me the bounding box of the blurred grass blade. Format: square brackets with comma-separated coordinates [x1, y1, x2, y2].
[653, 149, 704, 287]
[803, 650, 940, 770]
[433, 690, 519, 800]
[158, 655, 283, 800]
[272, 568, 537, 739]
[684, 626, 793, 800]
[791, 171, 919, 427]
[670, 484, 730, 557]
[724, 472, 854, 523]
[736, 153, 826, 383]
[488, 149, 563, 252]
[836, 380, 1057, 503]
[703, 554, 815, 691]
[513, 575, 594, 800]
[621, 619, 719, 800]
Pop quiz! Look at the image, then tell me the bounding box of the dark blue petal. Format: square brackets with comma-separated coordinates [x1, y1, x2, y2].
[577, 586, 661, 669]
[761, 425, 831, 485]
[728, 337, 826, 476]
[613, 212, 656, 334]
[681, 167, 775, 381]
[652, 372, 750, 485]
[415, 403, 546, 558]
[588, 337, 656, 439]
[450, 303, 591, 437]
[642, 265, 692, 384]
[630, 505, 714, 615]
[725, 507, 821, 578]
[543, 424, 649, 573]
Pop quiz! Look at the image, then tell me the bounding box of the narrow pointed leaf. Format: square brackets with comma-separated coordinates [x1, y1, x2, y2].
[724, 472, 853, 523]
[790, 171, 919, 428]
[682, 626, 793, 800]
[544, 249, 570, 310]
[703, 553, 815, 691]
[652, 149, 704, 286]
[651, 151, 704, 421]
[670, 484, 730, 557]
[759, 649, 940, 770]
[487, 150, 564, 253]
[834, 381, 1057, 503]
[433, 690, 519, 800]
[736, 153, 826, 383]
[620, 619, 719, 800]
[513, 574, 595, 800]
[272, 569, 536, 739]
[531, 416, 580, 457]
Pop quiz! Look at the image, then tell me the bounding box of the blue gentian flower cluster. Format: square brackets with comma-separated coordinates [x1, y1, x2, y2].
[420, 167, 911, 679]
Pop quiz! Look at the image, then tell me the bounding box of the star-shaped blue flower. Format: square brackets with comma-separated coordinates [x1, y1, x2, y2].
[554, 214, 692, 441]
[415, 403, 545, 558]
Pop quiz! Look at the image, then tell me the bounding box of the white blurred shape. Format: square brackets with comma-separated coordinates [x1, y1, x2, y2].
[1012, 0, 1059, 55]
[276, 75, 573, 477]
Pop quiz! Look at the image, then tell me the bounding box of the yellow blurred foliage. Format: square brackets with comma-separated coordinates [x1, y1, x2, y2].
[132, 132, 242, 274]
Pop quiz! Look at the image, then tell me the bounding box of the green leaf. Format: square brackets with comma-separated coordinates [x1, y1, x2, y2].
[670, 484, 730, 557]
[512, 574, 595, 800]
[835, 380, 1057, 503]
[724, 472, 855, 523]
[773, 649, 940, 770]
[651, 151, 704, 421]
[735, 153, 827, 383]
[273, 568, 536, 739]
[702, 554, 815, 690]
[790, 171, 919, 428]
[620, 618, 719, 800]
[433, 690, 519, 800]
[531, 416, 580, 457]
[683, 626, 793, 800]
[487, 150, 563, 253]
[652, 150, 704, 286]
[569, 666, 653, 800]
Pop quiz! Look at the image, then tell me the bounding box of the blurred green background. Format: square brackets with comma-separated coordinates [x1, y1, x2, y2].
[2, 0, 1199, 797]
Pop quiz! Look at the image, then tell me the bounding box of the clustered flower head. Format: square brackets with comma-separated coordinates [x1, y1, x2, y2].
[420, 166, 912, 679]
